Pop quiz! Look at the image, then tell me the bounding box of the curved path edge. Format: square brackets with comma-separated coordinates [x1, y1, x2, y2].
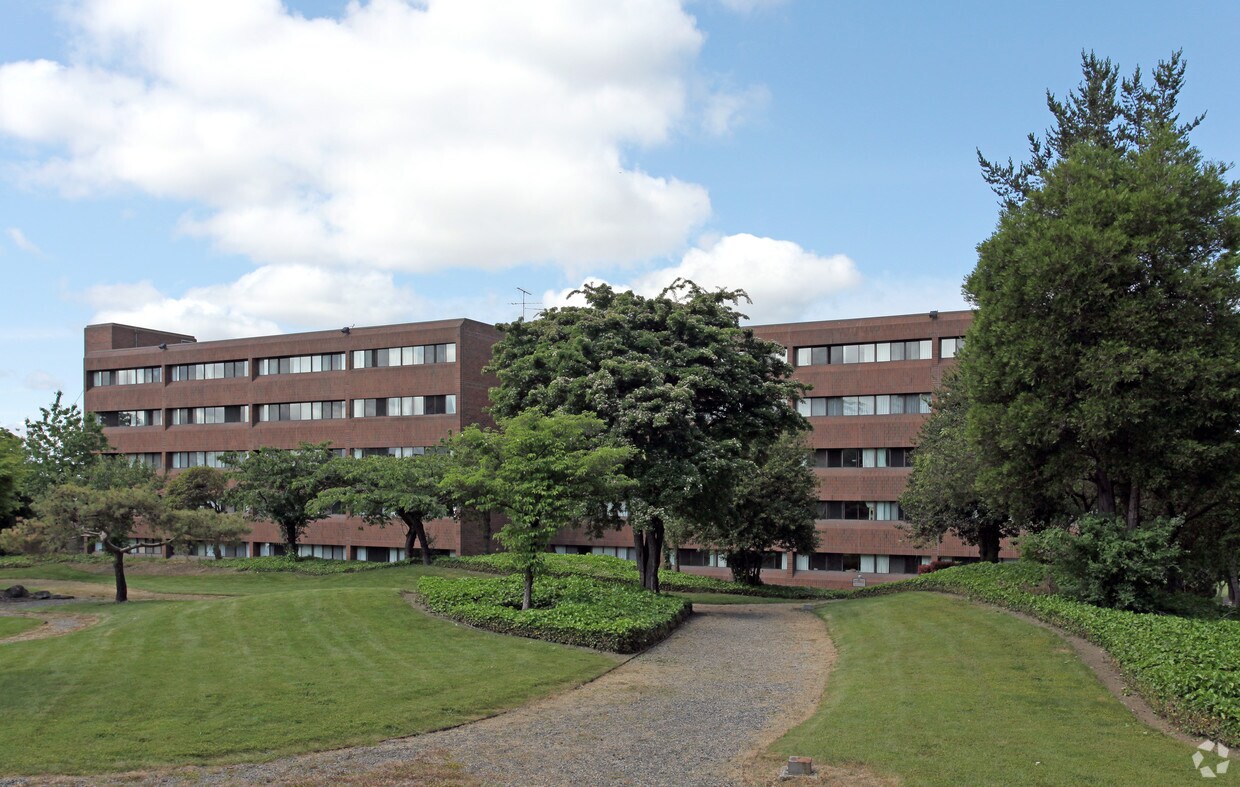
[946, 593, 1203, 747]
[7, 601, 834, 786]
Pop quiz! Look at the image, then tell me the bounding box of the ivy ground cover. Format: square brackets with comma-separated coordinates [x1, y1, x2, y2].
[436, 552, 848, 599]
[417, 574, 690, 653]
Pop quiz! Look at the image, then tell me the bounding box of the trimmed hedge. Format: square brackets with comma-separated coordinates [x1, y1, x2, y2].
[435, 553, 849, 599]
[212, 555, 414, 575]
[851, 561, 1240, 745]
[0, 554, 113, 569]
[416, 574, 691, 653]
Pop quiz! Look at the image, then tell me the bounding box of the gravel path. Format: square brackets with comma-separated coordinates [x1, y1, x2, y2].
[19, 602, 831, 786]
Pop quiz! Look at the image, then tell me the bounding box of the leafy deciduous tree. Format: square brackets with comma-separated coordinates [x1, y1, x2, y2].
[900, 372, 1017, 562]
[166, 466, 250, 559]
[312, 453, 449, 565]
[442, 411, 634, 609]
[22, 391, 110, 500]
[0, 428, 27, 543]
[487, 280, 806, 592]
[222, 443, 338, 555]
[693, 431, 818, 585]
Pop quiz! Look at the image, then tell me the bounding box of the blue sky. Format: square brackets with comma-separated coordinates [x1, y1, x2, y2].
[0, 0, 1237, 431]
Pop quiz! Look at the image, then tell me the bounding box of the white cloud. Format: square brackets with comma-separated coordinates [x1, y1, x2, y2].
[0, 0, 721, 272]
[542, 234, 866, 323]
[701, 84, 770, 136]
[628, 233, 861, 323]
[82, 264, 427, 340]
[714, 0, 788, 13]
[6, 227, 43, 255]
[23, 370, 62, 391]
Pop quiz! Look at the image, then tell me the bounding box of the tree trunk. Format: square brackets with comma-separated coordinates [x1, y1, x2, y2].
[212, 541, 222, 560]
[404, 510, 434, 567]
[633, 518, 664, 593]
[404, 526, 417, 560]
[1125, 484, 1141, 532]
[728, 551, 763, 586]
[1227, 560, 1239, 608]
[283, 524, 299, 558]
[1094, 469, 1116, 516]
[978, 525, 1001, 563]
[109, 544, 128, 603]
[483, 512, 493, 555]
[522, 565, 534, 611]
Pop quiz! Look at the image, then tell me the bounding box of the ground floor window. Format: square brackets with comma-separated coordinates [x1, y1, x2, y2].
[359, 547, 407, 562]
[675, 549, 729, 568]
[297, 544, 346, 560]
[188, 542, 248, 558]
[797, 553, 932, 574]
[590, 546, 635, 561]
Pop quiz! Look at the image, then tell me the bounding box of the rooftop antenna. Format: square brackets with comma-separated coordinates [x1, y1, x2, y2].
[510, 287, 543, 321]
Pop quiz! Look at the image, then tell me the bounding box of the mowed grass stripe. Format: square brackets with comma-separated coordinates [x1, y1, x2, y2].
[0, 587, 615, 775]
[775, 593, 1199, 787]
[0, 617, 40, 638]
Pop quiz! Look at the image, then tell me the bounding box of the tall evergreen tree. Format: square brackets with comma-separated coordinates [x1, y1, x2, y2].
[965, 52, 1240, 540]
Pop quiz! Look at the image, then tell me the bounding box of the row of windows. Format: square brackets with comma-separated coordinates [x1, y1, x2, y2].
[258, 401, 347, 422]
[96, 409, 162, 427]
[170, 451, 236, 469]
[352, 395, 456, 417]
[816, 501, 903, 520]
[98, 395, 455, 427]
[353, 343, 456, 368]
[171, 406, 249, 425]
[188, 542, 249, 558]
[794, 336, 966, 367]
[675, 549, 787, 570]
[811, 447, 914, 468]
[796, 339, 933, 366]
[95, 344, 458, 386]
[797, 393, 932, 418]
[797, 553, 928, 574]
[257, 353, 347, 376]
[941, 336, 965, 359]
[351, 446, 433, 458]
[297, 544, 348, 560]
[117, 452, 161, 468]
[90, 367, 162, 387]
[171, 361, 249, 381]
[669, 550, 928, 574]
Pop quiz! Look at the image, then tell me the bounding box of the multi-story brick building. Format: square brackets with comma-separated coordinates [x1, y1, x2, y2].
[84, 319, 502, 559]
[83, 309, 1013, 586]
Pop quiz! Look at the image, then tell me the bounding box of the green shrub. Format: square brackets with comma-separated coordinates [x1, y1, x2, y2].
[852, 561, 1240, 745]
[212, 556, 410, 575]
[0, 553, 113, 569]
[436, 553, 848, 599]
[416, 574, 690, 653]
[1021, 515, 1182, 612]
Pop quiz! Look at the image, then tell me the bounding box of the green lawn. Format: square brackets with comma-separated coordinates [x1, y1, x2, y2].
[0, 564, 617, 776]
[0, 560, 470, 596]
[0, 617, 40, 638]
[775, 593, 1202, 786]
